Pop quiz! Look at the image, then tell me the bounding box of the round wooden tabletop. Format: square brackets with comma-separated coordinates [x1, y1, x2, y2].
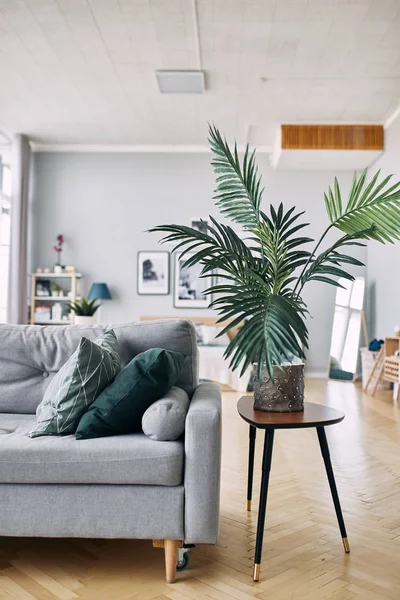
[237, 396, 345, 429]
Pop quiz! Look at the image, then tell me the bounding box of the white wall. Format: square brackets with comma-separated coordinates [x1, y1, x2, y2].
[31, 152, 360, 374]
[367, 117, 400, 339]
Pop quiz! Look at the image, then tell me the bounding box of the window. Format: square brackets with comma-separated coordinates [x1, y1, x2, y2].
[0, 162, 11, 322]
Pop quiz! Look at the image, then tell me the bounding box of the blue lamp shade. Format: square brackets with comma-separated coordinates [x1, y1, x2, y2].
[88, 282, 112, 301]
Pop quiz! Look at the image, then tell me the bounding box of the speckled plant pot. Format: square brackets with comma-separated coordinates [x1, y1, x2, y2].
[253, 363, 305, 412]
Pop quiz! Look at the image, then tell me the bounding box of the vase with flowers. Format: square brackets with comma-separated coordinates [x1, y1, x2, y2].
[53, 234, 64, 273]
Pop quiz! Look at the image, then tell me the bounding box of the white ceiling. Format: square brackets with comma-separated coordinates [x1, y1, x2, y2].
[0, 0, 400, 147]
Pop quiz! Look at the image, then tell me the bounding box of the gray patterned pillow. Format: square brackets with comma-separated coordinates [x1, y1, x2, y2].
[29, 330, 120, 438]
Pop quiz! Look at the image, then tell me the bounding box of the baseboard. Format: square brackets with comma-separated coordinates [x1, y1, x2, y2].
[305, 370, 362, 381]
[305, 370, 328, 379]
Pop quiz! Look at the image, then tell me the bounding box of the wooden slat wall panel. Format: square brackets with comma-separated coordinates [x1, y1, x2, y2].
[281, 124, 384, 150]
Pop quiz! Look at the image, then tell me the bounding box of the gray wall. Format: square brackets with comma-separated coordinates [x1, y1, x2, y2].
[367, 117, 400, 339]
[31, 151, 360, 374]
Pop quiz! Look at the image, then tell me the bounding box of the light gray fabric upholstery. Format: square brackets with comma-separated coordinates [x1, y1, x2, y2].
[184, 382, 222, 544]
[142, 386, 190, 441]
[0, 320, 198, 414]
[0, 414, 183, 485]
[0, 484, 184, 539]
[0, 320, 221, 547]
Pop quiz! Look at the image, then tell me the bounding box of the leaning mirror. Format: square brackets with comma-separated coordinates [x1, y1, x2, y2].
[329, 276, 366, 381]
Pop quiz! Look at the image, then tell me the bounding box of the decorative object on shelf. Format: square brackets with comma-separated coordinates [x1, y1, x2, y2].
[52, 302, 63, 322]
[50, 283, 62, 297]
[150, 125, 400, 412]
[30, 272, 82, 325]
[36, 267, 43, 273]
[34, 305, 51, 323]
[35, 280, 50, 297]
[137, 251, 169, 295]
[68, 297, 100, 325]
[173, 253, 210, 308]
[65, 266, 76, 273]
[53, 234, 64, 272]
[44, 267, 51, 273]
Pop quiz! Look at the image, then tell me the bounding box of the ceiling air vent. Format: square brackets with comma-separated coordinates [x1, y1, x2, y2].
[156, 70, 205, 94]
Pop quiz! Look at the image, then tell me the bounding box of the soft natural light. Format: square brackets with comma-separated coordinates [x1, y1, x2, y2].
[330, 306, 349, 362]
[330, 276, 365, 373]
[341, 312, 362, 373]
[335, 277, 352, 307]
[0, 163, 11, 323]
[350, 277, 365, 310]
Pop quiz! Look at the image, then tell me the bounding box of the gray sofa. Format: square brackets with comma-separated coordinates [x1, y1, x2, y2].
[0, 319, 222, 583]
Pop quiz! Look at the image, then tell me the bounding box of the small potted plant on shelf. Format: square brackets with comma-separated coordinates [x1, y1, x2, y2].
[150, 125, 400, 413]
[68, 298, 100, 325]
[53, 234, 64, 274]
[50, 284, 62, 297]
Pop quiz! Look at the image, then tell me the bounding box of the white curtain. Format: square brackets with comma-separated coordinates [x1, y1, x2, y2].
[7, 134, 31, 324]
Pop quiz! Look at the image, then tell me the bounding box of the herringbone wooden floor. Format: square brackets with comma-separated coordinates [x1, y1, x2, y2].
[1, 379, 399, 599]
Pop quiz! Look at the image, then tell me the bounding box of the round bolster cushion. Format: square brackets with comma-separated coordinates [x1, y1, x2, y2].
[141, 386, 190, 441]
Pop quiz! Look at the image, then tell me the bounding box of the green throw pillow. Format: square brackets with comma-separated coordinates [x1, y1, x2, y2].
[75, 348, 185, 440]
[29, 330, 120, 438]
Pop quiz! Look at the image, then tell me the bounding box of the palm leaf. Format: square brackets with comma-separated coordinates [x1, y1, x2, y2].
[208, 124, 263, 230]
[211, 289, 308, 379]
[325, 169, 400, 243]
[299, 230, 369, 290]
[252, 204, 312, 294]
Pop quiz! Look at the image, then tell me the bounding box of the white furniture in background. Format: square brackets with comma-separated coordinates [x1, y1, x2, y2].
[140, 315, 251, 392]
[30, 272, 82, 325]
[198, 345, 251, 392]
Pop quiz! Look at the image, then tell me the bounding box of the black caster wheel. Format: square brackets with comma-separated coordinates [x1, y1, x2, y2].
[176, 551, 189, 571]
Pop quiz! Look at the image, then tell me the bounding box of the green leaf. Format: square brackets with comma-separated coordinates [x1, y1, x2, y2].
[299, 230, 369, 290]
[208, 125, 263, 229]
[324, 169, 400, 243]
[219, 294, 308, 379]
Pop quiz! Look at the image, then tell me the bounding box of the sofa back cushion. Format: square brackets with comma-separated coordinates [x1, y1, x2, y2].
[0, 319, 198, 414]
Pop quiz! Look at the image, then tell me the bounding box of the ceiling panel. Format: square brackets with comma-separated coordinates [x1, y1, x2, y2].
[0, 0, 399, 145]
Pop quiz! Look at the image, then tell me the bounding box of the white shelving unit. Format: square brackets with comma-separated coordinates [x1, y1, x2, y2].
[30, 272, 82, 325]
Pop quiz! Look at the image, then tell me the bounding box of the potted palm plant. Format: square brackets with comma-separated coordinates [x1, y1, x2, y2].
[151, 125, 400, 412]
[68, 297, 100, 325]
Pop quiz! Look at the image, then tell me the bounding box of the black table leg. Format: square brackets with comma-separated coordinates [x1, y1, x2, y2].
[247, 425, 256, 511]
[253, 428, 275, 581]
[317, 426, 350, 554]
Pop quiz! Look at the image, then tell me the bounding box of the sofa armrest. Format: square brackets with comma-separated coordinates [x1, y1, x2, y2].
[184, 382, 222, 544]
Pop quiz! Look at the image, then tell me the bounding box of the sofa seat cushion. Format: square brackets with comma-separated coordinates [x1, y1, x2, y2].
[0, 414, 183, 486]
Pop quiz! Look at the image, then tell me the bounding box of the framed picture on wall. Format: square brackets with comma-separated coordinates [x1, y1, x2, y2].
[174, 253, 211, 308]
[190, 218, 208, 234]
[137, 251, 169, 295]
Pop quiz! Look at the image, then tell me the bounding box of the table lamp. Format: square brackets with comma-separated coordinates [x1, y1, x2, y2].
[88, 282, 112, 322]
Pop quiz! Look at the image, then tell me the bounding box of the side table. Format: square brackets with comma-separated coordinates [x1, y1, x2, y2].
[237, 397, 350, 581]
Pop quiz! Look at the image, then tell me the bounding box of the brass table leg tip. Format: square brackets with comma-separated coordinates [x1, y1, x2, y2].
[253, 563, 260, 581]
[247, 500, 252, 511]
[342, 537, 350, 553]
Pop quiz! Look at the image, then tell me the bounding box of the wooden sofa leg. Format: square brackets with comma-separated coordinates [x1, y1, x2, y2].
[164, 539, 180, 583]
